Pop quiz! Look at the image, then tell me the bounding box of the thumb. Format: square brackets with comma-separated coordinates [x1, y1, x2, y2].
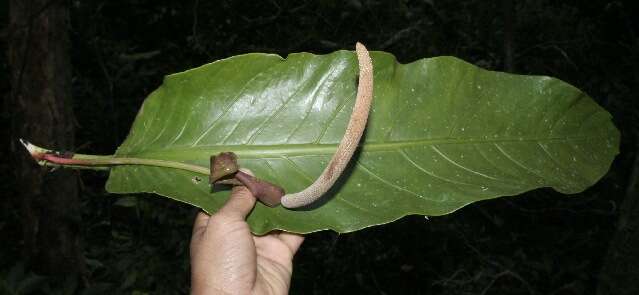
[216, 186, 257, 220]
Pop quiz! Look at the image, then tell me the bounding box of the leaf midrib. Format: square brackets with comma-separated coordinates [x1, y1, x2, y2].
[122, 134, 608, 159]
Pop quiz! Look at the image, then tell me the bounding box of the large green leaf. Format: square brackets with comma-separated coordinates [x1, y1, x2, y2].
[105, 50, 619, 234]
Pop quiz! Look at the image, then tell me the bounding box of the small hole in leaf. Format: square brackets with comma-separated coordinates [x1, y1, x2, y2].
[192, 176, 202, 184]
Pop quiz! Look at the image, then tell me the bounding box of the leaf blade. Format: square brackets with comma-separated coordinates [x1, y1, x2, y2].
[106, 51, 619, 234]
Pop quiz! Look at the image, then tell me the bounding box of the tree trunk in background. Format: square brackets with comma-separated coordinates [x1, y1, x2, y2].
[597, 145, 639, 295]
[501, 0, 515, 72]
[8, 0, 85, 281]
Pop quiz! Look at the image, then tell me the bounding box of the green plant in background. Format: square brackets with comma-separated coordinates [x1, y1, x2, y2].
[23, 49, 619, 234]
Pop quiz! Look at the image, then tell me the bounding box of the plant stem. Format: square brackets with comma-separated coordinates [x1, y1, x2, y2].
[20, 139, 210, 175]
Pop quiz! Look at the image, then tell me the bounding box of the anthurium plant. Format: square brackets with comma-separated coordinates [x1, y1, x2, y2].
[23, 44, 619, 234]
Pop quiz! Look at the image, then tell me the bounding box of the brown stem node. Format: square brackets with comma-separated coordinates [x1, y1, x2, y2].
[209, 152, 239, 184]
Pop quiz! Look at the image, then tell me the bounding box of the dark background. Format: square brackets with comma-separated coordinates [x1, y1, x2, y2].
[2, 0, 638, 294]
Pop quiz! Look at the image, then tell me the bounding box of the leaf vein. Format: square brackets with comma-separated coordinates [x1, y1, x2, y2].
[399, 149, 473, 187]
[281, 156, 314, 182]
[286, 63, 339, 143]
[431, 145, 502, 181]
[315, 91, 353, 144]
[246, 71, 313, 144]
[357, 161, 423, 198]
[493, 143, 545, 182]
[192, 66, 268, 146]
[472, 144, 528, 187]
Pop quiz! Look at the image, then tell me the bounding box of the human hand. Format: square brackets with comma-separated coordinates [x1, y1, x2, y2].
[190, 186, 305, 295]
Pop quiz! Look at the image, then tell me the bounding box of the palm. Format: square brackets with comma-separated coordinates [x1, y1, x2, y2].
[252, 234, 301, 293]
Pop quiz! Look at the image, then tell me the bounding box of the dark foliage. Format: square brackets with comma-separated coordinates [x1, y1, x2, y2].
[1, 0, 638, 294]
